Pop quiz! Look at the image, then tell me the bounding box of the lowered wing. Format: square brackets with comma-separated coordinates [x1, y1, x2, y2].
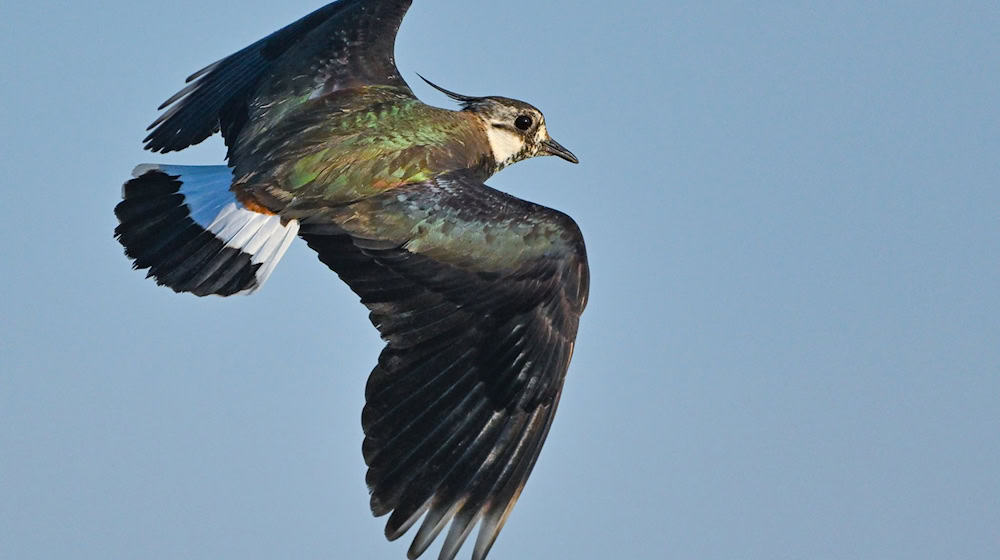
[298, 170, 589, 560]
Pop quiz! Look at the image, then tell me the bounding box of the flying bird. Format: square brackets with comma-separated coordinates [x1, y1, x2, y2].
[113, 1, 588, 559]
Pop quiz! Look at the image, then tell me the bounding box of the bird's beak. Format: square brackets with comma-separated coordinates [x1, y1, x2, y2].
[541, 137, 579, 164]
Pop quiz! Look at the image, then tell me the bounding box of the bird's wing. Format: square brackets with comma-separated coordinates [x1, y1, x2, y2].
[298, 170, 589, 560]
[143, 0, 414, 154]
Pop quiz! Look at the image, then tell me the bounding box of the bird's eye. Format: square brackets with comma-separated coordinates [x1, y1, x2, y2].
[514, 115, 533, 131]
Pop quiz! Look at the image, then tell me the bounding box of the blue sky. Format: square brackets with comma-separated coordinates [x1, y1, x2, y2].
[2, 1, 998, 559]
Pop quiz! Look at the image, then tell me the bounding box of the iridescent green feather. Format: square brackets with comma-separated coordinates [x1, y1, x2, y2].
[233, 87, 491, 208]
[317, 173, 583, 274]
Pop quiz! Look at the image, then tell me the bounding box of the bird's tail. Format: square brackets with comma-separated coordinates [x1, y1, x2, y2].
[114, 164, 299, 296]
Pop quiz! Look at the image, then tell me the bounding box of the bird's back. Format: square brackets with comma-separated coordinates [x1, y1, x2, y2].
[231, 86, 494, 213]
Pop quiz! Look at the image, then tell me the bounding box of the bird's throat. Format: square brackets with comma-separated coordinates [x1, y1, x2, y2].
[484, 126, 525, 171]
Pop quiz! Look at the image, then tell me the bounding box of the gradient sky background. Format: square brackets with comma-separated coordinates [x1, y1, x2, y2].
[2, 1, 999, 559]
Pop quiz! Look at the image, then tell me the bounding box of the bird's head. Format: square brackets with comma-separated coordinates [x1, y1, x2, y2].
[419, 75, 578, 171]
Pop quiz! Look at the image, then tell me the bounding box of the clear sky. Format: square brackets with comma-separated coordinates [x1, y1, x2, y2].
[2, 1, 998, 559]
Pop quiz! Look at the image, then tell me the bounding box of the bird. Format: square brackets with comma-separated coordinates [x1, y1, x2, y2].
[113, 2, 588, 559]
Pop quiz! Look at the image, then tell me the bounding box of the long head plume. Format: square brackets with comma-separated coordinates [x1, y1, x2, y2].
[417, 73, 486, 110]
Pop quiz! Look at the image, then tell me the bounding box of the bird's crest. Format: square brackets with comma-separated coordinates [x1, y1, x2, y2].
[417, 73, 486, 110]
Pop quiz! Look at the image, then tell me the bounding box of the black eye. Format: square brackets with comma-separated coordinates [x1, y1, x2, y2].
[514, 115, 533, 131]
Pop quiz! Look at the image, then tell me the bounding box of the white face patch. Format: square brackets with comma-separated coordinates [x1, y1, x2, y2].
[485, 125, 526, 167]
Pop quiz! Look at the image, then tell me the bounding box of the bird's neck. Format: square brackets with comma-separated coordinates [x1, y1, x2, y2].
[438, 109, 500, 180]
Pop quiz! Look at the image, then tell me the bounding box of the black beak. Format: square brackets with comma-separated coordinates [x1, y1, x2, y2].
[541, 138, 579, 164]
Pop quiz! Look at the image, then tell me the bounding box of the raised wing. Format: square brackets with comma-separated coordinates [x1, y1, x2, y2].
[143, 0, 413, 154]
[297, 170, 589, 560]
